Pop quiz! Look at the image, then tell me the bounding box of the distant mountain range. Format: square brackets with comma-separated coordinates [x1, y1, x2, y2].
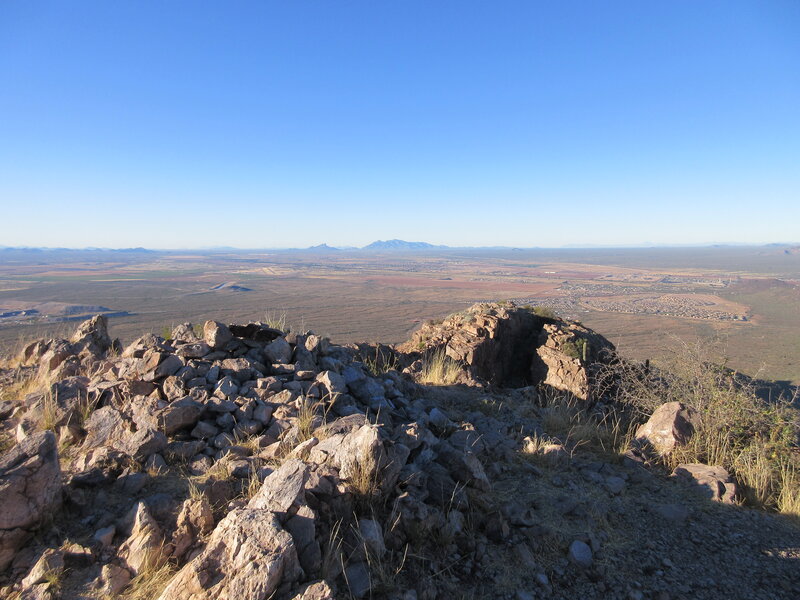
[3, 242, 800, 254]
[361, 239, 445, 251]
[293, 240, 447, 252]
[303, 244, 341, 253]
[0, 246, 155, 253]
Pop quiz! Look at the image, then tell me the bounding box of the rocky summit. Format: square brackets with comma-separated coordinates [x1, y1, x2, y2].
[0, 304, 798, 600]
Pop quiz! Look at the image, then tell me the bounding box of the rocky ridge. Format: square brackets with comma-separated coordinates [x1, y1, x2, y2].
[398, 302, 614, 398]
[0, 304, 797, 600]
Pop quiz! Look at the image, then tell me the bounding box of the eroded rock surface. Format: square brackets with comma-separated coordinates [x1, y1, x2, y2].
[399, 302, 614, 398]
[0, 432, 61, 571]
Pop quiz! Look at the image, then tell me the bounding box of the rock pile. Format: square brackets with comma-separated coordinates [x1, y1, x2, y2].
[0, 314, 514, 599]
[0, 307, 797, 600]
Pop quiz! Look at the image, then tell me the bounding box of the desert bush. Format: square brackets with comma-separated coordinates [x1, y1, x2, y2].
[560, 338, 588, 361]
[263, 310, 288, 333]
[531, 305, 557, 319]
[363, 347, 399, 377]
[604, 338, 800, 512]
[538, 389, 633, 457]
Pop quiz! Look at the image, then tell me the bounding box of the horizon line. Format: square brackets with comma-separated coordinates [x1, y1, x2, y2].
[2, 241, 799, 252]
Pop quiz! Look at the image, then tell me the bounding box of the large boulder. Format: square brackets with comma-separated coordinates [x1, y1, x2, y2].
[203, 321, 233, 350]
[0, 432, 62, 571]
[159, 461, 310, 599]
[159, 397, 203, 435]
[635, 401, 699, 455]
[533, 325, 592, 399]
[249, 459, 309, 515]
[157, 509, 302, 600]
[264, 337, 293, 364]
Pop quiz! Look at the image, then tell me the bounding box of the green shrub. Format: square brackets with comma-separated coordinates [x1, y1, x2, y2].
[531, 306, 557, 319]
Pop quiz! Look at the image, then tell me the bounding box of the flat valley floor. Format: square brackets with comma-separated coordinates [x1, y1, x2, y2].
[1, 246, 799, 385]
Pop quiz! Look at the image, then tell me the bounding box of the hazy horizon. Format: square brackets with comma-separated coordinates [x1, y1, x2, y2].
[2, 239, 800, 252]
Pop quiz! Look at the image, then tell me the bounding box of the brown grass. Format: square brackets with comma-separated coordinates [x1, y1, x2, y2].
[419, 349, 462, 385]
[537, 390, 634, 458]
[120, 549, 175, 600]
[348, 451, 382, 513]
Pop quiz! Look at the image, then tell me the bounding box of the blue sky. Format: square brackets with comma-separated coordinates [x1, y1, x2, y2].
[1, 1, 798, 248]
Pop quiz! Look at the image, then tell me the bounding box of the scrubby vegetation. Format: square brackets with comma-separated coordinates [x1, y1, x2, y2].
[602, 339, 800, 515]
[522, 304, 558, 319]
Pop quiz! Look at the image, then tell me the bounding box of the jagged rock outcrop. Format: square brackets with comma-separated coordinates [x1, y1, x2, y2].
[158, 508, 301, 600]
[119, 502, 170, 575]
[16, 315, 118, 382]
[70, 314, 113, 356]
[399, 302, 614, 398]
[0, 315, 497, 596]
[0, 432, 62, 571]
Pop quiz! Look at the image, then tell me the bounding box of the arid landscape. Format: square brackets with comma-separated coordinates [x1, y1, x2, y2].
[3, 4, 800, 598]
[2, 244, 799, 385]
[1, 301, 799, 599]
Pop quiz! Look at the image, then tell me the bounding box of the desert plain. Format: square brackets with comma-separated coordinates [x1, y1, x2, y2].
[1, 244, 798, 386]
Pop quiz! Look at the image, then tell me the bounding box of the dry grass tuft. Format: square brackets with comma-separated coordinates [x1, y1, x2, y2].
[234, 432, 264, 454]
[349, 451, 382, 513]
[778, 460, 800, 517]
[419, 349, 462, 386]
[187, 477, 205, 502]
[537, 391, 633, 458]
[321, 518, 345, 581]
[241, 464, 263, 501]
[263, 310, 288, 333]
[121, 549, 175, 600]
[0, 367, 41, 404]
[297, 399, 320, 443]
[39, 389, 60, 433]
[205, 459, 233, 481]
[0, 430, 13, 453]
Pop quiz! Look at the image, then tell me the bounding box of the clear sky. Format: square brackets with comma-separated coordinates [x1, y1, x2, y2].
[1, 1, 799, 249]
